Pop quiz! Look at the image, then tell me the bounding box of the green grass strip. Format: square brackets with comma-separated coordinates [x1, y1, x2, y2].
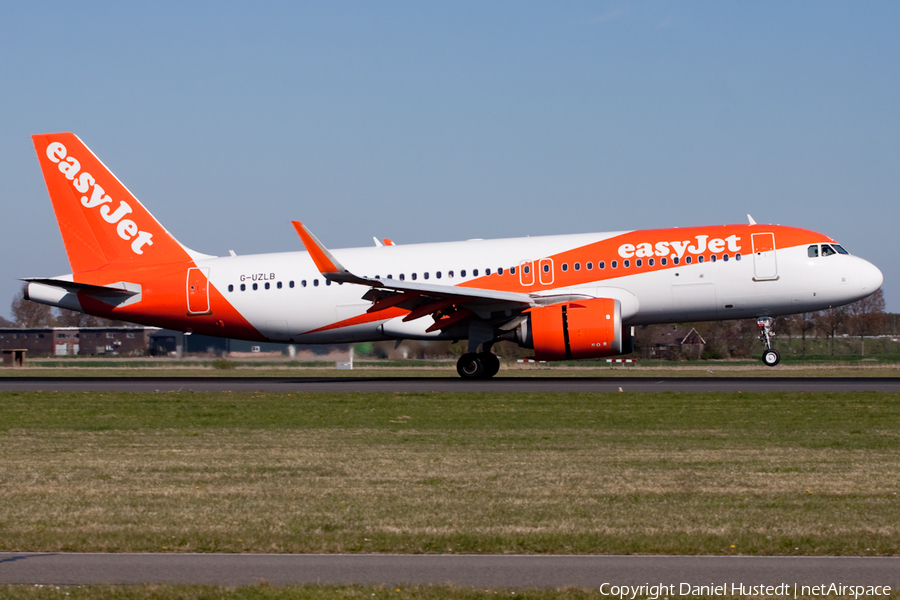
[0, 391, 898, 555]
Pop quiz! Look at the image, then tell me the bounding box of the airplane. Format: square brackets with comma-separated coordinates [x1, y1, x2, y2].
[24, 133, 884, 378]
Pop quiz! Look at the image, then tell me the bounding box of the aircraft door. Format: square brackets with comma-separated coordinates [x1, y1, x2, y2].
[751, 233, 778, 280]
[187, 267, 211, 314]
[538, 258, 554, 286]
[519, 261, 535, 286]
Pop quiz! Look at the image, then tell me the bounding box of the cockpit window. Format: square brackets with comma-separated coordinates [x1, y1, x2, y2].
[833, 244, 849, 255]
[821, 244, 837, 257]
[808, 245, 819, 258]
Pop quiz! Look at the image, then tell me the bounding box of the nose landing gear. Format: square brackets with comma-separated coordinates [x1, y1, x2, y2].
[757, 316, 780, 366]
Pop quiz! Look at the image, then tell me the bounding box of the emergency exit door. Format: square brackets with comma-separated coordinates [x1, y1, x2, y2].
[187, 267, 211, 314]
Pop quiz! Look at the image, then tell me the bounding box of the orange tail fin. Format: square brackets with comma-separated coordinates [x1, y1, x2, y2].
[32, 133, 197, 273]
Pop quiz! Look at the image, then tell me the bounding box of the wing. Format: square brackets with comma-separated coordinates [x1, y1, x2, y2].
[292, 221, 585, 332]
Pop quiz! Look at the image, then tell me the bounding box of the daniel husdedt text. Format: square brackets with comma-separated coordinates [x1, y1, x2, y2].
[598, 583, 892, 599]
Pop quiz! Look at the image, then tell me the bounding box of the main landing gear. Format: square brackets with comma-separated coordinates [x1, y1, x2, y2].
[456, 351, 501, 379]
[757, 316, 780, 367]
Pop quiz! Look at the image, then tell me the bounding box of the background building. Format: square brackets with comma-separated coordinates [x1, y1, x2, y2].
[0, 327, 155, 357]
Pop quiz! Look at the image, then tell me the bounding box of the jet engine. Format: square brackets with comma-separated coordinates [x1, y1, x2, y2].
[512, 298, 632, 361]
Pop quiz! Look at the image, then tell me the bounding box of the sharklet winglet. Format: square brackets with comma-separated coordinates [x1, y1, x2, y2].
[291, 221, 373, 286]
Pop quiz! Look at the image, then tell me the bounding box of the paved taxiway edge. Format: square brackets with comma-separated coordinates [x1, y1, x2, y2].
[1, 553, 899, 588]
[2, 376, 900, 393]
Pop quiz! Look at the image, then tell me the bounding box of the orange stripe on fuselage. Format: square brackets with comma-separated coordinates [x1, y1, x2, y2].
[303, 306, 408, 335]
[74, 263, 266, 341]
[457, 224, 832, 295]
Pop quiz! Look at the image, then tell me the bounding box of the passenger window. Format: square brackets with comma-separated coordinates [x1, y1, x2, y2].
[228, 284, 233, 292]
[485, 268, 491, 276]
[661, 257, 667, 266]
[648, 258, 655, 266]
[735, 253, 742, 261]
[611, 260, 617, 269]
[448, 271, 454, 278]
[253, 283, 258, 290]
[562, 263, 568, 272]
[510, 267, 516, 275]
[522, 265, 529, 274]
[822, 245, 837, 257]
[698, 256, 704, 263]
[265, 282, 270, 290]
[586, 262, 593, 270]
[833, 245, 849, 255]
[326, 280, 332, 286]
[240, 284, 246, 291]
[424, 272, 429, 280]
[411, 273, 417, 281]
[636, 259, 642, 267]
[574, 263, 580, 271]
[277, 281, 282, 289]
[673, 257, 679, 265]
[301, 280, 306, 288]
[723, 254, 729, 261]
[291, 281, 296, 288]
[498, 267, 504, 275]
[710, 255, 716, 262]
[473, 269, 479, 276]
[436, 272, 441, 279]
[313, 279, 319, 287]
[461, 270, 466, 277]
[387, 274, 393, 280]
[542, 264, 549, 273]
[685, 257, 691, 265]
[808, 245, 819, 258]
[624, 260, 630, 268]
[399, 274, 405, 281]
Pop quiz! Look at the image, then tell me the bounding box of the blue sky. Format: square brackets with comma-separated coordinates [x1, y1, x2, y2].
[2, 2, 898, 317]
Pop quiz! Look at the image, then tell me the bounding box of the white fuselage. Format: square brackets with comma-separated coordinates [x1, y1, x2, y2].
[199, 230, 882, 344]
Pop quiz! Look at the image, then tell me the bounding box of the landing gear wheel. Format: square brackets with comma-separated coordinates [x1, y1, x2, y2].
[478, 352, 501, 378]
[757, 316, 780, 368]
[457, 353, 485, 379]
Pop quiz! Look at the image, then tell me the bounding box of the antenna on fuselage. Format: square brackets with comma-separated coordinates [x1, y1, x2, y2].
[747, 214, 757, 226]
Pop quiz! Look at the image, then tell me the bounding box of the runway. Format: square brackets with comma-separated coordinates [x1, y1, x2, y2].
[1, 376, 900, 393]
[1, 553, 899, 588]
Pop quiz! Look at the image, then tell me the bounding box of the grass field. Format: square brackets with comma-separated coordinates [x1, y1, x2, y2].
[0, 390, 898, 556]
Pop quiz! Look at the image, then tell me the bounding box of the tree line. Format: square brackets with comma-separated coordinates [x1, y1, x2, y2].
[4, 283, 893, 358]
[638, 289, 890, 359]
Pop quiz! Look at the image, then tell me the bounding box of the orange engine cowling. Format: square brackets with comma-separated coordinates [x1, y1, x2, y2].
[517, 298, 630, 361]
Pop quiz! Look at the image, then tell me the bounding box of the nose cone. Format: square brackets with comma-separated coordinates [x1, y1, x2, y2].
[854, 257, 884, 298]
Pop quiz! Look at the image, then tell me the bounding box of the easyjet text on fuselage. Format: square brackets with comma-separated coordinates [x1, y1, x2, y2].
[618, 234, 741, 260]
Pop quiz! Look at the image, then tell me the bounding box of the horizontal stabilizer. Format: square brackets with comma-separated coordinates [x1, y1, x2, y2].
[22, 278, 139, 298]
